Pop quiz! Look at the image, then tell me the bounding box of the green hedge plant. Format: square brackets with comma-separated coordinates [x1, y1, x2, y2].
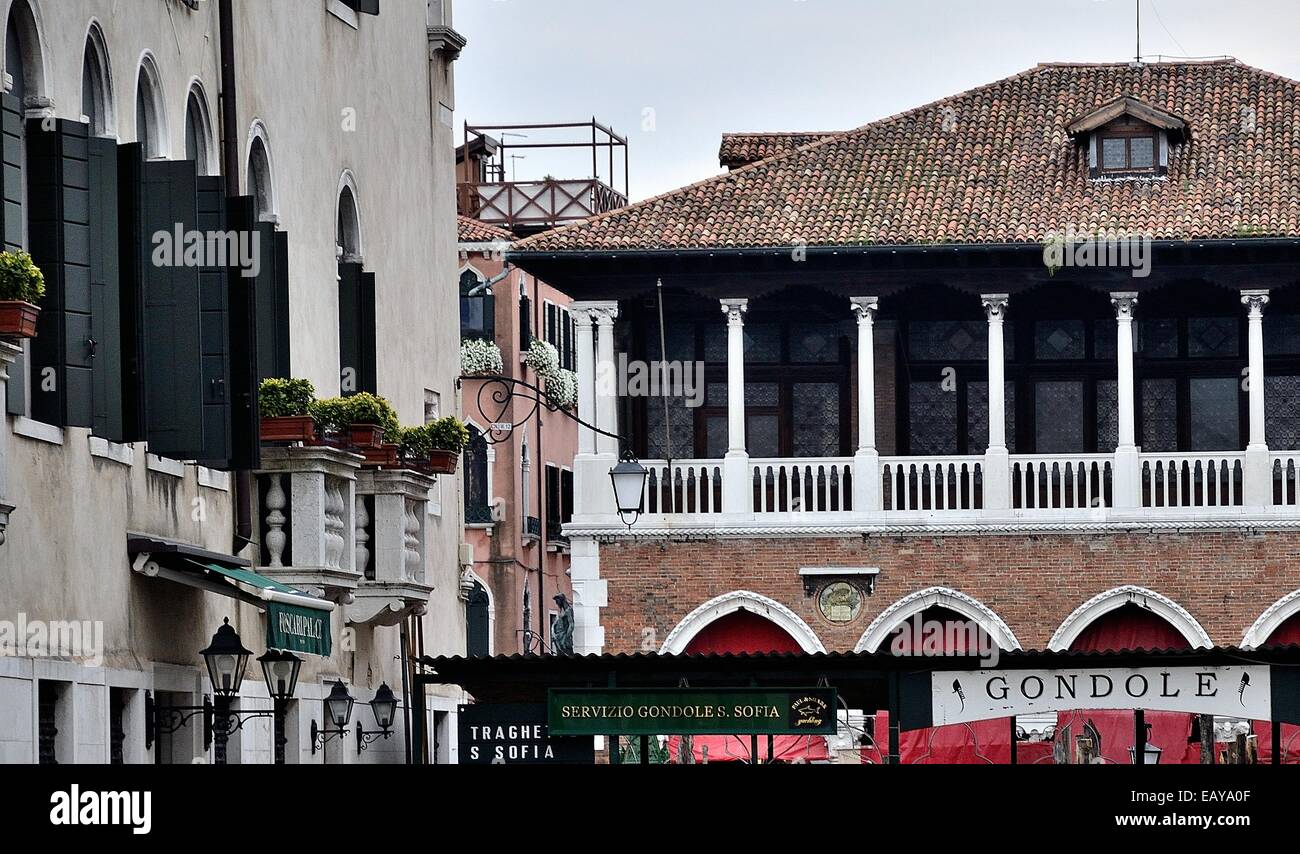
[0, 250, 45, 303]
[258, 378, 316, 418]
[311, 393, 400, 442]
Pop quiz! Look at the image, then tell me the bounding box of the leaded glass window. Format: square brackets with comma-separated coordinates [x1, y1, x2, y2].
[1266, 375, 1300, 450]
[1141, 378, 1178, 451]
[1188, 317, 1239, 358]
[1265, 315, 1300, 356]
[646, 393, 694, 459]
[790, 322, 844, 363]
[1035, 381, 1084, 453]
[1189, 377, 1240, 450]
[1129, 136, 1155, 169]
[1035, 320, 1086, 360]
[748, 414, 780, 457]
[792, 383, 841, 456]
[648, 322, 696, 362]
[1140, 319, 1179, 358]
[1094, 319, 1118, 361]
[1096, 379, 1119, 451]
[967, 381, 1016, 453]
[909, 320, 988, 361]
[909, 381, 958, 455]
[1101, 137, 1128, 170]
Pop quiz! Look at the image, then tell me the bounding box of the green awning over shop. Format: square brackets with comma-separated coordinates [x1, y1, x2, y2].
[183, 560, 333, 657]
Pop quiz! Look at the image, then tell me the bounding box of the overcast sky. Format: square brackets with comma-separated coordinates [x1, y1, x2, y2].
[452, 0, 1300, 200]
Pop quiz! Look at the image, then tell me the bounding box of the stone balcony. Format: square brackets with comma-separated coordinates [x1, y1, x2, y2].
[346, 467, 436, 627]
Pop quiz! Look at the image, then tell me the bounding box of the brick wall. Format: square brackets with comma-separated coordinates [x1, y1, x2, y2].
[596, 531, 1300, 653]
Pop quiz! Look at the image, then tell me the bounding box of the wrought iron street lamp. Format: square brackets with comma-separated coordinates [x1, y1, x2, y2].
[258, 649, 303, 765]
[311, 679, 356, 755]
[356, 682, 399, 754]
[199, 617, 253, 764]
[609, 452, 649, 527]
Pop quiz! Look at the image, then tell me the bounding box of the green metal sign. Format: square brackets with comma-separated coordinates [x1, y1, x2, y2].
[548, 687, 838, 736]
[267, 602, 331, 657]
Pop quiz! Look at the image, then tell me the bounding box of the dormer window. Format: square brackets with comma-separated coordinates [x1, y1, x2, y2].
[1066, 96, 1187, 180]
[1099, 117, 1159, 175]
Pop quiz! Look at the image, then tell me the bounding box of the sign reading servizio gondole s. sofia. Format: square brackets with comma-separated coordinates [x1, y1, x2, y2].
[548, 688, 838, 736]
[906, 665, 1290, 730]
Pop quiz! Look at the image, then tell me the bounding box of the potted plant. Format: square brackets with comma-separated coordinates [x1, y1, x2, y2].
[0, 250, 45, 338]
[259, 378, 318, 443]
[424, 415, 470, 474]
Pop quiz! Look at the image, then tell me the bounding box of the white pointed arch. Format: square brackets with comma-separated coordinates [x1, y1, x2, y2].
[660, 590, 826, 655]
[336, 168, 363, 263]
[132, 50, 167, 158]
[463, 568, 495, 656]
[183, 77, 216, 175]
[1048, 585, 1211, 651]
[1242, 589, 1300, 649]
[81, 19, 115, 136]
[245, 118, 278, 224]
[4, 0, 50, 111]
[854, 586, 1020, 653]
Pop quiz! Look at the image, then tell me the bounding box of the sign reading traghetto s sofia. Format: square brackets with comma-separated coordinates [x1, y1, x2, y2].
[902, 664, 1300, 731]
[547, 688, 838, 736]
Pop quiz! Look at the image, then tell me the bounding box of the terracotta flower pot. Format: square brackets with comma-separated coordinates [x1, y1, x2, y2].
[426, 449, 460, 475]
[361, 444, 400, 468]
[260, 415, 317, 443]
[0, 300, 40, 338]
[348, 423, 385, 449]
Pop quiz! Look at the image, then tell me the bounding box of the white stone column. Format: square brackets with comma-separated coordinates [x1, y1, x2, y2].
[850, 297, 881, 512]
[1243, 289, 1272, 506]
[571, 306, 597, 456]
[720, 299, 750, 513]
[981, 294, 1011, 509]
[569, 302, 607, 517]
[591, 302, 620, 458]
[1111, 292, 1140, 509]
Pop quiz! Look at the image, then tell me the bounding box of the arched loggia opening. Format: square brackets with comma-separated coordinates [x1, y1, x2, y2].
[1244, 591, 1300, 762]
[858, 589, 1023, 764]
[1052, 588, 1210, 764]
[660, 592, 829, 764]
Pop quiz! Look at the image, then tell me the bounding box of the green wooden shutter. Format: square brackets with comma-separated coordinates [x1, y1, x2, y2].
[225, 195, 262, 471]
[195, 175, 232, 467]
[3, 93, 26, 416]
[115, 144, 146, 439]
[27, 119, 93, 428]
[254, 221, 290, 381]
[134, 155, 204, 458]
[88, 136, 123, 440]
[337, 262, 376, 395]
[0, 92, 22, 252]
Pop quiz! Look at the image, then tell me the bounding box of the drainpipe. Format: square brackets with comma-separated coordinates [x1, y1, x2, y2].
[218, 0, 254, 554]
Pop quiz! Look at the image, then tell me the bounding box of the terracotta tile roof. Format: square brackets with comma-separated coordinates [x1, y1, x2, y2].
[457, 215, 515, 245]
[719, 132, 837, 168]
[514, 60, 1300, 253]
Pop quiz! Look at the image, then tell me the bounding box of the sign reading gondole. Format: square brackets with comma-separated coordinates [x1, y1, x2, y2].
[906, 665, 1279, 730]
[548, 687, 837, 736]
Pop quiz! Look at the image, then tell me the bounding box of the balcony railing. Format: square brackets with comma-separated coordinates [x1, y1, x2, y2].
[458, 179, 628, 230]
[585, 446, 1297, 528]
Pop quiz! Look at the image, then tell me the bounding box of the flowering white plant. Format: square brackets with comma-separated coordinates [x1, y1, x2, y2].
[545, 368, 578, 410]
[460, 338, 504, 376]
[524, 338, 560, 376]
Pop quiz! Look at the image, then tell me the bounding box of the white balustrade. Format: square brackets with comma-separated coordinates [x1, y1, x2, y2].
[1140, 453, 1245, 508]
[1272, 452, 1300, 506]
[751, 458, 853, 513]
[1011, 454, 1114, 510]
[642, 460, 724, 514]
[880, 457, 983, 511]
